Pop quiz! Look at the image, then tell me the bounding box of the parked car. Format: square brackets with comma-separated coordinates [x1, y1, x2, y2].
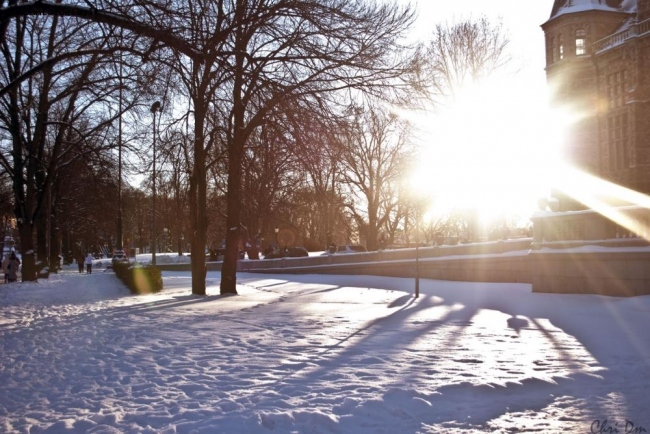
[263, 246, 309, 259]
[111, 249, 129, 265]
[322, 245, 368, 255]
[208, 248, 225, 261]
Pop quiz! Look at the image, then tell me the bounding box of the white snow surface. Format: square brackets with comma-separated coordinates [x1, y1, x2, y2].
[1, 261, 650, 433]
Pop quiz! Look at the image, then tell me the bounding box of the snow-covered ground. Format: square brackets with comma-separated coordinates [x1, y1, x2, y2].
[1, 260, 649, 433]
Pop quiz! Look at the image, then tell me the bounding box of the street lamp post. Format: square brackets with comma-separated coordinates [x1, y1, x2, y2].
[151, 101, 161, 266]
[274, 227, 279, 248]
[116, 29, 124, 254]
[415, 210, 420, 299]
[408, 174, 429, 299]
[179, 234, 184, 256]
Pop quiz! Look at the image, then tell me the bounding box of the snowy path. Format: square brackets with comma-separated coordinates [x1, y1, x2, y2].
[1, 268, 649, 433]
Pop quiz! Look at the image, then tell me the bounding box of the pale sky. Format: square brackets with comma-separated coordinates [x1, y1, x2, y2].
[407, 1, 553, 39]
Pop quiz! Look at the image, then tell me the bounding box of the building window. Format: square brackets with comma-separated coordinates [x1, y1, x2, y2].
[551, 37, 557, 62]
[606, 112, 630, 170]
[575, 29, 586, 56]
[639, 148, 650, 166]
[559, 35, 564, 60]
[607, 70, 629, 109]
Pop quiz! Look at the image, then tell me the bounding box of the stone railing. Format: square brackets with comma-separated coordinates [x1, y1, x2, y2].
[593, 17, 650, 53]
[235, 239, 533, 286]
[239, 238, 533, 272]
[593, 29, 630, 52]
[160, 238, 534, 284]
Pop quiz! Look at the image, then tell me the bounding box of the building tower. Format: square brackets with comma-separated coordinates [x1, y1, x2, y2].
[542, 0, 650, 209]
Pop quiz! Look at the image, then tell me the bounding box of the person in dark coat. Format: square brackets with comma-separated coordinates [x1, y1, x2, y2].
[6, 252, 20, 282]
[2, 255, 9, 283]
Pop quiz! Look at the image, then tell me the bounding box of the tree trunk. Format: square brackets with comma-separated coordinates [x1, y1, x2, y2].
[35, 188, 50, 268]
[49, 212, 61, 273]
[189, 92, 207, 296]
[220, 107, 244, 293]
[220, 21, 247, 296]
[367, 202, 379, 251]
[19, 224, 36, 282]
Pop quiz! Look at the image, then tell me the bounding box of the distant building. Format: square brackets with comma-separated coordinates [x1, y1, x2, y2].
[542, 0, 650, 209]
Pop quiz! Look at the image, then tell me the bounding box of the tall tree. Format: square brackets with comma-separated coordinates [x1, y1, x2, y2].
[1, 0, 419, 294]
[339, 103, 414, 250]
[426, 16, 511, 100]
[393, 16, 511, 244]
[0, 14, 110, 277]
[0, 8, 158, 278]
[216, 0, 418, 294]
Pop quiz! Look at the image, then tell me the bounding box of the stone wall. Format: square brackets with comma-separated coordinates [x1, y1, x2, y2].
[530, 250, 650, 296]
[158, 209, 650, 297]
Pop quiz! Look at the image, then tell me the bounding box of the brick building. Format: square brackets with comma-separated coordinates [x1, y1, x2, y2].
[542, 0, 650, 209]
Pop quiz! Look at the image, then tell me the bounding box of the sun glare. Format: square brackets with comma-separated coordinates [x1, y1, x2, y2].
[409, 75, 564, 226]
[552, 163, 650, 241]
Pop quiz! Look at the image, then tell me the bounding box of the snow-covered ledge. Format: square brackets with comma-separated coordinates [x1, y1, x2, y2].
[529, 206, 650, 296]
[530, 206, 650, 249]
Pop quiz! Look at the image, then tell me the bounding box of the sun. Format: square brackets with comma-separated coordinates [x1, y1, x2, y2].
[409, 74, 564, 226]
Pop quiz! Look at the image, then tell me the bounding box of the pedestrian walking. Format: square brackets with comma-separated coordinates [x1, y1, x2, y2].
[2, 254, 10, 283]
[85, 253, 93, 274]
[6, 252, 20, 282]
[77, 253, 84, 273]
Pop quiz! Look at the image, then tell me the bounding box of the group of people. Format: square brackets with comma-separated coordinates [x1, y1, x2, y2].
[2, 252, 21, 283]
[1, 250, 95, 282]
[77, 253, 94, 274]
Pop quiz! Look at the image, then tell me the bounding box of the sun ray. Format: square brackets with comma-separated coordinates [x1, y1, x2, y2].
[552, 164, 650, 241]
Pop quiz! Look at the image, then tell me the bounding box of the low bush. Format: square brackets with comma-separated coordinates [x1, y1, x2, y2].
[113, 262, 163, 294]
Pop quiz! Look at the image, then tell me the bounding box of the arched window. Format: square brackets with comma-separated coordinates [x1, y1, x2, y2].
[575, 29, 586, 56]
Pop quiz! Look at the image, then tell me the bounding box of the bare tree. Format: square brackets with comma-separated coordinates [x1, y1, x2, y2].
[239, 114, 304, 245]
[1, 0, 418, 293]
[426, 16, 510, 100]
[254, 96, 349, 250]
[406, 16, 511, 243]
[0, 13, 131, 278]
[213, 0, 418, 294]
[2, 3, 167, 273]
[338, 103, 414, 250]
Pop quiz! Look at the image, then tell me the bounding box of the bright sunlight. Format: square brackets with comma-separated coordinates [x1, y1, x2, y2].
[552, 163, 650, 241]
[408, 75, 566, 226]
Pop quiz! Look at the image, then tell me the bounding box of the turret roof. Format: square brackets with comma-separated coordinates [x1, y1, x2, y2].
[549, 0, 636, 20]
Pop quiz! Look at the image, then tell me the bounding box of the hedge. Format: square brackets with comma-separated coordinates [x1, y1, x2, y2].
[113, 261, 163, 294]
